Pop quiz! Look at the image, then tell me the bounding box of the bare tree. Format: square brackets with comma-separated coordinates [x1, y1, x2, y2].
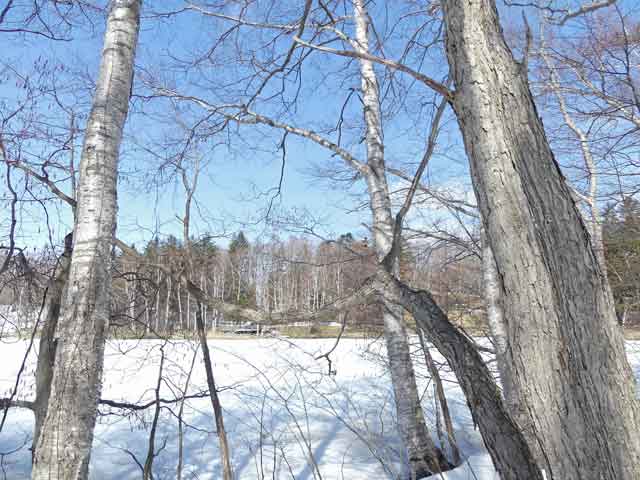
[180, 157, 234, 480]
[441, 0, 640, 477]
[349, 1, 451, 476]
[538, 19, 607, 272]
[32, 233, 73, 459]
[142, 343, 166, 480]
[32, 1, 141, 478]
[1, 2, 637, 479]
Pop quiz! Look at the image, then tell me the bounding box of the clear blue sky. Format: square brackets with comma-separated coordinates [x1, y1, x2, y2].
[0, 0, 466, 252]
[2, 0, 634, 252]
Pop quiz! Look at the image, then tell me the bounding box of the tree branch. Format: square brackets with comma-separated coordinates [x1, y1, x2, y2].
[387, 93, 449, 268]
[558, 0, 617, 25]
[153, 91, 369, 175]
[10, 161, 77, 213]
[293, 36, 453, 101]
[0, 398, 35, 410]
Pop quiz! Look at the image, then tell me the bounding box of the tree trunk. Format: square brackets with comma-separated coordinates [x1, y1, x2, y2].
[187, 291, 191, 331]
[176, 346, 198, 480]
[32, 2, 141, 478]
[481, 228, 530, 453]
[540, 38, 608, 277]
[383, 307, 450, 477]
[377, 270, 542, 480]
[155, 268, 161, 332]
[194, 303, 233, 480]
[352, 1, 451, 476]
[165, 274, 172, 333]
[177, 282, 183, 331]
[442, 1, 640, 477]
[417, 327, 461, 466]
[144, 296, 150, 334]
[480, 230, 512, 399]
[32, 234, 73, 460]
[143, 345, 165, 480]
[180, 161, 233, 480]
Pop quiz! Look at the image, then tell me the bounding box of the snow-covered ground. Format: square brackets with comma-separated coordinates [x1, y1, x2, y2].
[1, 337, 640, 479]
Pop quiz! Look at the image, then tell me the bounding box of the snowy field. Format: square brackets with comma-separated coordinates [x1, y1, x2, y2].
[1, 337, 640, 480]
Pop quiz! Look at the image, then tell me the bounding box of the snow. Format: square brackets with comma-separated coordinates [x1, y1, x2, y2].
[1, 337, 639, 479]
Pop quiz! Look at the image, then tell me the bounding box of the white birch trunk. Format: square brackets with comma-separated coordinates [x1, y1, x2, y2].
[144, 297, 150, 334]
[353, 1, 450, 476]
[155, 268, 161, 332]
[376, 269, 542, 480]
[165, 274, 172, 332]
[177, 281, 183, 331]
[31, 2, 141, 478]
[480, 229, 509, 392]
[186, 291, 191, 331]
[540, 36, 607, 276]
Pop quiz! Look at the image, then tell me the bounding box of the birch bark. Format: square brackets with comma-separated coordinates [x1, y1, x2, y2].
[480, 230, 510, 397]
[376, 270, 541, 480]
[353, 1, 450, 476]
[32, 2, 141, 478]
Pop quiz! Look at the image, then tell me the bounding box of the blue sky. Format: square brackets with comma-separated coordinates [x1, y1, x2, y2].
[2, 0, 635, 253]
[1, 0, 466, 252]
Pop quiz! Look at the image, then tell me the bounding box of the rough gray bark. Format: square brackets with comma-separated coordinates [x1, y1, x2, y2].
[375, 270, 542, 480]
[442, 1, 640, 477]
[480, 228, 531, 455]
[31, 2, 141, 478]
[540, 36, 607, 276]
[352, 1, 451, 476]
[32, 233, 73, 460]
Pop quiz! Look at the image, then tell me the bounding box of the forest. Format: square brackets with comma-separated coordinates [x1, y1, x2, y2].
[0, 1, 639, 479]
